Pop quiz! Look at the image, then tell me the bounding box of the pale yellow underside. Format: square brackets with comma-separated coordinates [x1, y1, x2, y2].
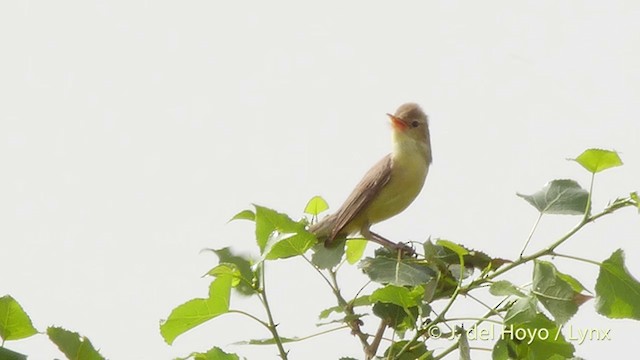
[343, 137, 429, 234]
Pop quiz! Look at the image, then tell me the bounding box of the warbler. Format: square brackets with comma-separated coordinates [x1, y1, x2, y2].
[310, 103, 432, 250]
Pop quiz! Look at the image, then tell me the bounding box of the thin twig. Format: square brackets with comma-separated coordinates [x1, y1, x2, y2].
[257, 264, 289, 359]
[367, 319, 390, 360]
[328, 271, 372, 354]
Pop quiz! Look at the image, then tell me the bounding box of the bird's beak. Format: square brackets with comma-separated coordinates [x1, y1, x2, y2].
[387, 113, 408, 131]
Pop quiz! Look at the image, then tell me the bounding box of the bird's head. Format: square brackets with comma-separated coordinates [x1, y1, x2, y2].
[387, 103, 429, 144]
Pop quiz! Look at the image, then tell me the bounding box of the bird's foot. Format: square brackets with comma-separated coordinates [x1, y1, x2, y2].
[393, 241, 416, 257]
[367, 230, 416, 257]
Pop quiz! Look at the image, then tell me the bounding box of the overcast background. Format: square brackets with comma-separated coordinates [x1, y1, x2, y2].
[1, 1, 639, 359]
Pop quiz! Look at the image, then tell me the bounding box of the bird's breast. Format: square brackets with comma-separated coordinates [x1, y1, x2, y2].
[364, 146, 429, 224]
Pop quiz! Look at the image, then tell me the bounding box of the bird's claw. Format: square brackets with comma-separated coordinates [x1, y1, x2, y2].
[394, 242, 416, 257]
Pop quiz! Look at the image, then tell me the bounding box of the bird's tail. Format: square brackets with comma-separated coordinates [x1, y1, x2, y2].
[308, 214, 336, 243]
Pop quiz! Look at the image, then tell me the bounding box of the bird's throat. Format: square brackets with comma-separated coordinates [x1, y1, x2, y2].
[392, 133, 432, 166]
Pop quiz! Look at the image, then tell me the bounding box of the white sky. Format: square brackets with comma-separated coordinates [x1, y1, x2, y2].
[1, 1, 639, 359]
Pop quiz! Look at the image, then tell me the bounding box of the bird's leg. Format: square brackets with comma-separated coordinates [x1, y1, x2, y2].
[362, 228, 415, 256]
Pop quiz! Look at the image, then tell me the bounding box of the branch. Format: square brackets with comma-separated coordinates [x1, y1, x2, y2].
[257, 264, 289, 359]
[327, 271, 372, 355]
[465, 198, 635, 291]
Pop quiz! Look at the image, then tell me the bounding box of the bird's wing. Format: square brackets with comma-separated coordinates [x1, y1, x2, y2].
[329, 154, 393, 241]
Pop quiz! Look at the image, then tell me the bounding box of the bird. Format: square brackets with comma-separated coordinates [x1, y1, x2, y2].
[309, 102, 432, 252]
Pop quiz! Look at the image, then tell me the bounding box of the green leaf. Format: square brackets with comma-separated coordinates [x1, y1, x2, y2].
[160, 275, 233, 344]
[229, 209, 255, 222]
[254, 205, 305, 253]
[448, 265, 474, 283]
[304, 196, 329, 215]
[532, 261, 591, 324]
[595, 249, 640, 320]
[370, 285, 423, 309]
[517, 179, 590, 215]
[499, 313, 575, 359]
[573, 148, 623, 173]
[383, 340, 432, 360]
[424, 240, 458, 265]
[489, 280, 525, 297]
[373, 302, 418, 332]
[631, 191, 640, 213]
[191, 346, 241, 360]
[0, 347, 27, 360]
[0, 295, 38, 341]
[424, 240, 510, 271]
[237, 336, 301, 345]
[264, 231, 316, 260]
[556, 272, 587, 293]
[318, 296, 371, 319]
[359, 255, 436, 286]
[311, 242, 345, 269]
[491, 339, 511, 360]
[436, 239, 468, 257]
[206, 263, 242, 287]
[504, 296, 538, 325]
[345, 238, 367, 264]
[458, 327, 471, 360]
[209, 248, 256, 296]
[422, 278, 438, 302]
[47, 327, 105, 360]
[175, 347, 244, 360]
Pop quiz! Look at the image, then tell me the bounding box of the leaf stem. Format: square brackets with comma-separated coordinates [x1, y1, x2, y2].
[549, 252, 602, 266]
[441, 317, 504, 325]
[466, 293, 505, 320]
[519, 212, 543, 258]
[434, 254, 466, 322]
[301, 254, 336, 293]
[583, 171, 596, 222]
[286, 325, 350, 342]
[227, 310, 270, 329]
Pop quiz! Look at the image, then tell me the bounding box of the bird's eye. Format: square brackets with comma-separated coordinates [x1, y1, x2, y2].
[411, 121, 419, 128]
